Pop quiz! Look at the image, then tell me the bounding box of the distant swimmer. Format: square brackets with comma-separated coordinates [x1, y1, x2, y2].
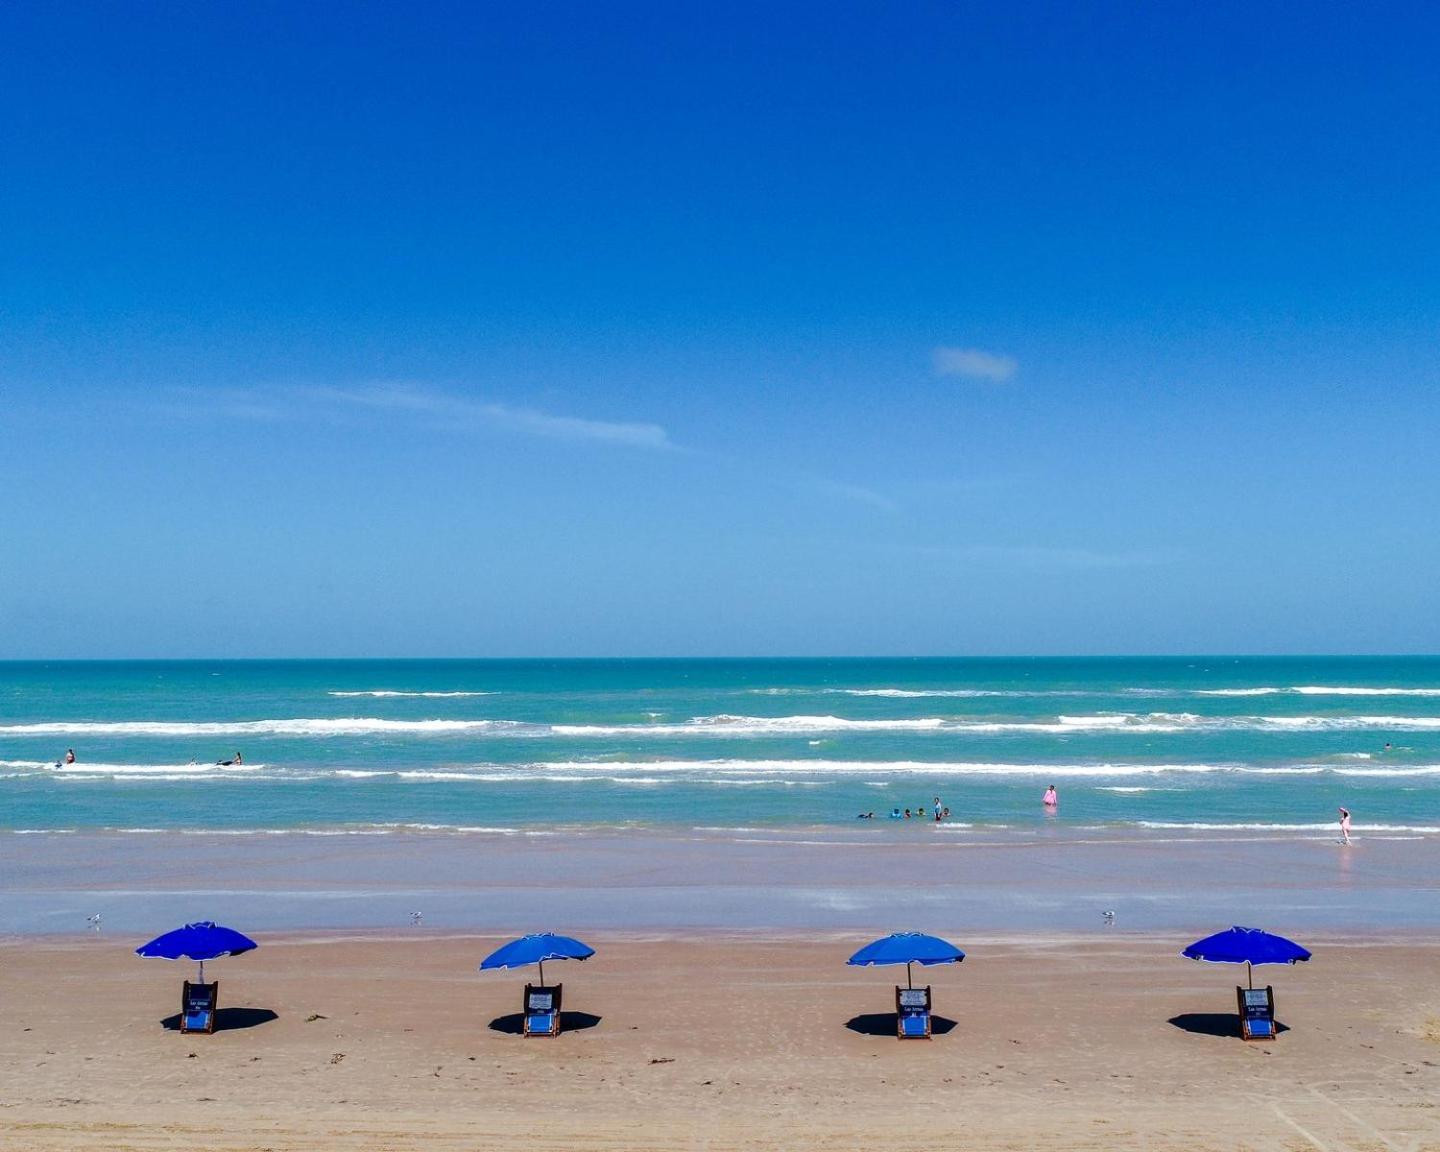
[1339, 806, 1352, 846]
[217, 751, 244, 766]
[64, 749, 76, 765]
[1043, 785, 1058, 808]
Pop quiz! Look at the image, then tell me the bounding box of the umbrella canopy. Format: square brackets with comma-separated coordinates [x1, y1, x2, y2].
[480, 933, 594, 985]
[1182, 926, 1310, 987]
[136, 921, 257, 983]
[847, 932, 965, 988]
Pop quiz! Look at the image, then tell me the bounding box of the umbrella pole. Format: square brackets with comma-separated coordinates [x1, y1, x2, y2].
[538, 958, 545, 987]
[1247, 961, 1252, 991]
[198, 959, 204, 985]
[907, 960, 913, 990]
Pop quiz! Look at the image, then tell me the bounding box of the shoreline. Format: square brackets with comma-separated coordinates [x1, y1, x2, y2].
[6, 825, 1440, 936]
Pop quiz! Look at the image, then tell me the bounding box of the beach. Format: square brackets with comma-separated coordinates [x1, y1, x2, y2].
[3, 932, 1438, 1151]
[5, 828, 1440, 1150]
[6, 659, 1440, 1148]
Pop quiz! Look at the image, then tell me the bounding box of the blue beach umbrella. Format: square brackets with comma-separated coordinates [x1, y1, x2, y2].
[1182, 926, 1311, 989]
[847, 931, 965, 988]
[136, 921, 258, 984]
[480, 932, 595, 987]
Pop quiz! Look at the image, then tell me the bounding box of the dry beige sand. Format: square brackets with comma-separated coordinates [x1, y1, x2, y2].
[2, 932, 1439, 1151]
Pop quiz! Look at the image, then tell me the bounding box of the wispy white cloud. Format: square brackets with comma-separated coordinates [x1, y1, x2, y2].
[308, 385, 673, 449]
[172, 384, 673, 450]
[932, 346, 1017, 382]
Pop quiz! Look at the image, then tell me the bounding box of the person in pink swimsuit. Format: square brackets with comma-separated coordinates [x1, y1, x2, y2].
[1339, 806, 1352, 845]
[1042, 785, 1058, 809]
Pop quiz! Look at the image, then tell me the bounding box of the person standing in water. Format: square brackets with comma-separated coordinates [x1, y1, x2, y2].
[64, 749, 76, 765]
[1042, 784, 1058, 809]
[933, 796, 943, 822]
[1339, 806, 1352, 846]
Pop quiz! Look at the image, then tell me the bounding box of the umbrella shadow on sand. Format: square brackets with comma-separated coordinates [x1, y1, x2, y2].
[488, 1012, 602, 1035]
[161, 1007, 279, 1032]
[1168, 1012, 1289, 1038]
[845, 1013, 957, 1037]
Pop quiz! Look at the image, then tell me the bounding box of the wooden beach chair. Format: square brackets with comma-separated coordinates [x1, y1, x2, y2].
[1236, 985, 1276, 1040]
[523, 983, 562, 1037]
[181, 980, 218, 1034]
[895, 984, 932, 1039]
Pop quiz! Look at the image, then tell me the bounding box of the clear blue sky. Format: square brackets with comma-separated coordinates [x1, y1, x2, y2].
[3, 2, 1438, 657]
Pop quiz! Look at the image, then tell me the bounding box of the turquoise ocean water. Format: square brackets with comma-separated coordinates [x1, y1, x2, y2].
[3, 657, 1439, 838]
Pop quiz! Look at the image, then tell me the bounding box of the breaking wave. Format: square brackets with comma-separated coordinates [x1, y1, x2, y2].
[14, 758, 1440, 783]
[0, 759, 264, 776]
[0, 718, 532, 737]
[1132, 821, 1440, 833]
[4, 711, 1440, 739]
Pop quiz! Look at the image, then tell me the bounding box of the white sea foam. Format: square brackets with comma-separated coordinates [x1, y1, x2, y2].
[1252, 715, 1440, 731]
[369, 822, 520, 834]
[98, 773, 240, 782]
[1133, 821, 1440, 833]
[0, 719, 530, 737]
[447, 759, 1283, 779]
[691, 826, 767, 833]
[551, 714, 951, 736]
[5, 710, 1439, 739]
[15, 755, 1440, 785]
[1098, 786, 1153, 793]
[687, 712, 1440, 735]
[0, 760, 265, 776]
[828, 688, 1043, 699]
[553, 712, 1363, 736]
[327, 690, 497, 698]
